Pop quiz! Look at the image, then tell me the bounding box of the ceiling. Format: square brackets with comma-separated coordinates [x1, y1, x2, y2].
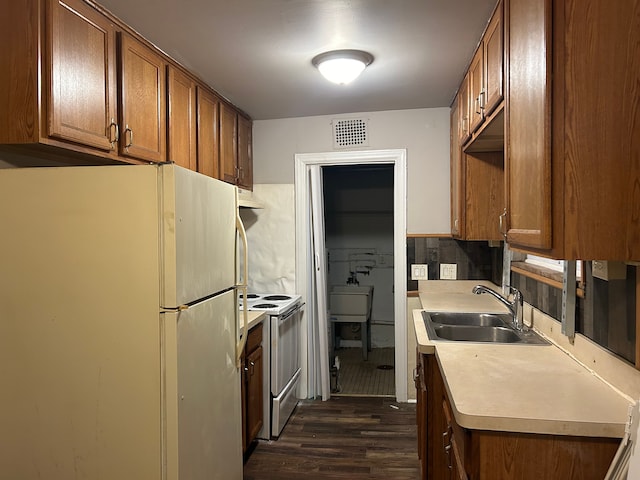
[97, 0, 498, 120]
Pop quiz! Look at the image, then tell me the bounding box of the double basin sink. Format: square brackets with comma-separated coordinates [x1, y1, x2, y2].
[422, 311, 549, 345]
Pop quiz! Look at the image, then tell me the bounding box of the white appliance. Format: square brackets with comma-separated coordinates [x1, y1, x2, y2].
[0, 164, 247, 480]
[239, 293, 303, 437]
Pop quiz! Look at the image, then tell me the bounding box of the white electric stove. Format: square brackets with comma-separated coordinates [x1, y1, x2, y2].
[239, 292, 303, 438]
[239, 293, 302, 316]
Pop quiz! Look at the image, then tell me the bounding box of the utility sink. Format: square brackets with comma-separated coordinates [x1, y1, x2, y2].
[329, 285, 374, 360]
[422, 311, 549, 345]
[330, 285, 373, 317]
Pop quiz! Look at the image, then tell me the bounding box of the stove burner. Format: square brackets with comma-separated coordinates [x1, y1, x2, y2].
[263, 295, 291, 301]
[241, 293, 260, 299]
[253, 303, 278, 309]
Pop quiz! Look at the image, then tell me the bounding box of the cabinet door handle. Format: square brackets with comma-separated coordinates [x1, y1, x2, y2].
[479, 90, 486, 110]
[249, 360, 255, 376]
[108, 118, 120, 149]
[499, 208, 507, 238]
[444, 443, 452, 470]
[475, 96, 481, 115]
[442, 429, 450, 450]
[124, 125, 133, 149]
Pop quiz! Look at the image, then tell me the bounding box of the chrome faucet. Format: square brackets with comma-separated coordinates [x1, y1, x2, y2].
[472, 285, 525, 331]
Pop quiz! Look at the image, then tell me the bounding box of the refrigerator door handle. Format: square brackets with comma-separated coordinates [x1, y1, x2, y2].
[235, 206, 249, 367]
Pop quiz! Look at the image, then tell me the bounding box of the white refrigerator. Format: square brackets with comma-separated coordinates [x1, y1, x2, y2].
[0, 164, 245, 479]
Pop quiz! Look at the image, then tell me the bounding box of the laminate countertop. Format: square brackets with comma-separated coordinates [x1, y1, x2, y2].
[414, 280, 631, 438]
[239, 310, 266, 335]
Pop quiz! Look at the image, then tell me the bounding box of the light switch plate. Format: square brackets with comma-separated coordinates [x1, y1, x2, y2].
[440, 263, 457, 280]
[411, 264, 428, 280]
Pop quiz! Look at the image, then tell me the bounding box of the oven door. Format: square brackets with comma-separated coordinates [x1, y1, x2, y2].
[270, 305, 301, 395]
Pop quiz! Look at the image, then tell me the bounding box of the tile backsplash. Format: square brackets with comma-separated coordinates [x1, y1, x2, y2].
[407, 237, 637, 365]
[406, 237, 502, 290]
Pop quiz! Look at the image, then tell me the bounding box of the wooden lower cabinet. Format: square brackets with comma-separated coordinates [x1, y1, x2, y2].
[242, 323, 264, 454]
[415, 350, 428, 475]
[417, 352, 619, 480]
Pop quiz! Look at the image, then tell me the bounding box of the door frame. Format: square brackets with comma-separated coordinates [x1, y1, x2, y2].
[294, 149, 408, 402]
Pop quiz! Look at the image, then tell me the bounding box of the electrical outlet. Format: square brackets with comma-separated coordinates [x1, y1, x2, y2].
[411, 264, 428, 280]
[440, 263, 457, 280]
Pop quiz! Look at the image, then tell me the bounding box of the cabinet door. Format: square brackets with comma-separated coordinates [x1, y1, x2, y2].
[416, 352, 428, 479]
[196, 87, 220, 179]
[483, 1, 503, 116]
[450, 99, 463, 238]
[505, 0, 552, 248]
[427, 355, 453, 480]
[167, 66, 196, 170]
[241, 349, 247, 452]
[219, 102, 238, 184]
[463, 152, 504, 241]
[119, 33, 166, 163]
[49, 0, 117, 151]
[468, 48, 484, 133]
[237, 114, 253, 190]
[246, 345, 264, 444]
[458, 74, 471, 144]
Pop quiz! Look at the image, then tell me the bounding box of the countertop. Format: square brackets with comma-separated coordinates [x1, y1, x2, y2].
[239, 310, 266, 335]
[414, 280, 630, 438]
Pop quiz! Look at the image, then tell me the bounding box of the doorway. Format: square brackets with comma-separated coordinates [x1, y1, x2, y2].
[323, 164, 395, 396]
[294, 149, 407, 402]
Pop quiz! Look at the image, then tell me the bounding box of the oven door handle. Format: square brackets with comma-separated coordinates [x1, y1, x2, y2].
[278, 305, 300, 323]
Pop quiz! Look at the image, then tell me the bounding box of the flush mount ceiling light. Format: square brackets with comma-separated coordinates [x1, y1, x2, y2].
[311, 49, 374, 85]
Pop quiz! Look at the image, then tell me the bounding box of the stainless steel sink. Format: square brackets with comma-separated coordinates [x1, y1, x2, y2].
[422, 311, 549, 345]
[433, 324, 522, 343]
[427, 311, 511, 327]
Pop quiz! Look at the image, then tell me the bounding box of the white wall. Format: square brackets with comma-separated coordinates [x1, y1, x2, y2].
[253, 108, 451, 234]
[238, 184, 296, 294]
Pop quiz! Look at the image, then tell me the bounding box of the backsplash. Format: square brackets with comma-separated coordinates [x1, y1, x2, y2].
[513, 263, 636, 365]
[406, 237, 502, 290]
[407, 237, 637, 365]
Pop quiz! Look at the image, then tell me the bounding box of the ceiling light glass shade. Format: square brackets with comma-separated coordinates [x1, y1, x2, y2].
[312, 50, 374, 85]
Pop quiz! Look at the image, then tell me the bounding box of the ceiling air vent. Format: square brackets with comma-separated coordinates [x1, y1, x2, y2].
[332, 118, 369, 149]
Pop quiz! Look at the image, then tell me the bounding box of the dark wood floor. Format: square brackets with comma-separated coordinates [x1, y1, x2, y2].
[243, 396, 420, 480]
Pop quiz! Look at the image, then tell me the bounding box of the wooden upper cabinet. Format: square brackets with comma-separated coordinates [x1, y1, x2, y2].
[468, 47, 484, 134]
[505, 0, 639, 260]
[196, 87, 220, 179]
[450, 99, 462, 237]
[49, 0, 117, 152]
[458, 73, 471, 144]
[0, 0, 121, 155]
[219, 102, 238, 185]
[237, 114, 253, 190]
[483, 2, 503, 116]
[118, 33, 166, 163]
[468, 0, 503, 136]
[451, 82, 503, 241]
[505, 0, 551, 250]
[167, 66, 197, 170]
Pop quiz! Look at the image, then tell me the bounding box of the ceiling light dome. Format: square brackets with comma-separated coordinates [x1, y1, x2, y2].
[311, 49, 374, 85]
